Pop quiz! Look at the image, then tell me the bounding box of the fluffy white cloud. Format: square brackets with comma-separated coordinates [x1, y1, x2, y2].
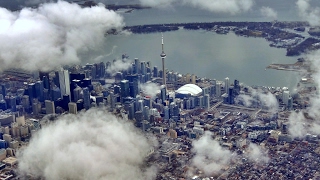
[17, 108, 156, 180]
[139, 0, 255, 14]
[246, 143, 269, 164]
[260, 6, 278, 20]
[191, 131, 232, 175]
[0, 1, 124, 72]
[296, 0, 320, 26]
[139, 82, 161, 98]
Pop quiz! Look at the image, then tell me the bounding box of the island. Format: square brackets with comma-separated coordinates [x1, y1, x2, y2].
[121, 21, 320, 57]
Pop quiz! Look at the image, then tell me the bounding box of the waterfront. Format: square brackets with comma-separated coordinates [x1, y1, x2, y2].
[98, 29, 300, 89]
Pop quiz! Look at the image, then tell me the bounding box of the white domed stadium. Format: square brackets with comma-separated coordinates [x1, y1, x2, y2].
[175, 84, 203, 98]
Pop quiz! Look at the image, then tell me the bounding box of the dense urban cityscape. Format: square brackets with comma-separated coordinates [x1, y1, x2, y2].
[1, 0, 320, 179]
[0, 34, 317, 179]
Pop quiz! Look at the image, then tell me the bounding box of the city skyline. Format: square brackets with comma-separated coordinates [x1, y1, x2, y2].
[0, 0, 320, 179]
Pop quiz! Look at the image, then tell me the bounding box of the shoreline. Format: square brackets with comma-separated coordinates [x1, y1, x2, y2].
[121, 21, 320, 57]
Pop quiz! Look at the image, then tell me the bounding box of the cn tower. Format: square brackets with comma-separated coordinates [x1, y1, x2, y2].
[160, 35, 166, 87]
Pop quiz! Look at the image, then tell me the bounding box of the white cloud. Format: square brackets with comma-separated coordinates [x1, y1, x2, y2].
[106, 59, 132, 75]
[191, 131, 232, 175]
[288, 111, 307, 138]
[139, 0, 176, 8]
[139, 0, 255, 14]
[183, 0, 254, 14]
[0, 1, 124, 72]
[235, 88, 278, 114]
[139, 82, 161, 98]
[288, 50, 320, 137]
[17, 108, 157, 180]
[246, 143, 269, 164]
[260, 6, 277, 20]
[296, 0, 320, 26]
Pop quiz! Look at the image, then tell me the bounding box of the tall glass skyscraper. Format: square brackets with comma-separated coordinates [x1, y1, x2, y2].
[58, 68, 71, 100]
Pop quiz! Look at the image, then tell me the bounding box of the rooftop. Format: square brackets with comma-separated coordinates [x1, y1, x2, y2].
[175, 84, 202, 96]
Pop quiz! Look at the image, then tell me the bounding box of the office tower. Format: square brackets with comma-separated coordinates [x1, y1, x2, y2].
[191, 74, 196, 84]
[95, 96, 103, 106]
[54, 71, 60, 88]
[144, 97, 152, 108]
[134, 58, 140, 74]
[21, 95, 30, 112]
[228, 86, 235, 104]
[127, 103, 135, 120]
[43, 75, 50, 90]
[45, 100, 55, 114]
[142, 120, 150, 131]
[143, 106, 150, 121]
[186, 74, 191, 83]
[63, 94, 70, 110]
[120, 80, 130, 100]
[288, 97, 293, 110]
[141, 61, 146, 75]
[91, 64, 97, 79]
[73, 86, 82, 102]
[129, 81, 138, 98]
[282, 91, 290, 105]
[99, 61, 105, 78]
[164, 106, 169, 120]
[114, 72, 123, 84]
[225, 77, 230, 93]
[32, 101, 41, 115]
[0, 99, 7, 111]
[234, 79, 240, 96]
[153, 66, 158, 78]
[35, 81, 44, 102]
[160, 86, 167, 103]
[51, 86, 61, 101]
[83, 87, 90, 110]
[146, 73, 151, 82]
[68, 102, 77, 114]
[216, 82, 222, 97]
[58, 68, 71, 99]
[10, 96, 16, 112]
[135, 111, 143, 127]
[76, 99, 84, 111]
[169, 102, 175, 118]
[0, 84, 6, 97]
[28, 83, 36, 105]
[211, 79, 217, 96]
[43, 89, 50, 101]
[197, 96, 204, 108]
[160, 35, 167, 86]
[137, 99, 144, 112]
[204, 94, 210, 110]
[82, 78, 92, 88]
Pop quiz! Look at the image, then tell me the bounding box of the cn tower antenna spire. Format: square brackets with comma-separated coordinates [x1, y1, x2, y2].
[162, 34, 164, 52]
[160, 34, 167, 87]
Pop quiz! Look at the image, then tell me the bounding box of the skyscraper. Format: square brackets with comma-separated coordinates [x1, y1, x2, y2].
[45, 100, 55, 114]
[120, 80, 130, 100]
[83, 87, 90, 110]
[58, 68, 71, 99]
[225, 77, 230, 94]
[68, 102, 77, 114]
[28, 83, 36, 105]
[9, 96, 16, 112]
[35, 81, 44, 102]
[160, 35, 167, 87]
